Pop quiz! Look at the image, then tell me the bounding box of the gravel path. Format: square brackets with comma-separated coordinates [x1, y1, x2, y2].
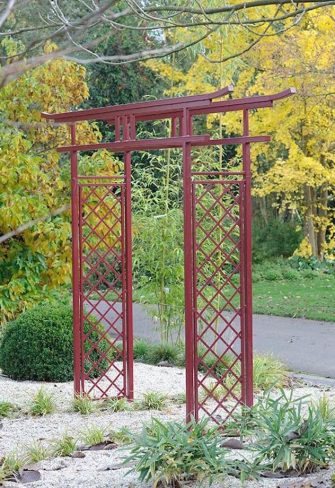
[1, 363, 334, 488]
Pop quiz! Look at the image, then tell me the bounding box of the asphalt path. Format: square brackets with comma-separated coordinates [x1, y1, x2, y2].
[85, 301, 335, 378]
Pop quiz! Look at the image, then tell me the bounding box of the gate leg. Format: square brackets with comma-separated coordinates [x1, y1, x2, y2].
[243, 110, 254, 407]
[70, 124, 81, 396]
[124, 150, 134, 401]
[182, 107, 196, 422]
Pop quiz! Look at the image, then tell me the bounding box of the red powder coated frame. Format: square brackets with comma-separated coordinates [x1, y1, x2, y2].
[42, 85, 295, 422]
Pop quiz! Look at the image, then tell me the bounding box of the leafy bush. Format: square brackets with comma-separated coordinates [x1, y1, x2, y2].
[125, 418, 256, 486]
[261, 267, 283, 281]
[252, 217, 303, 263]
[0, 304, 73, 381]
[0, 303, 110, 382]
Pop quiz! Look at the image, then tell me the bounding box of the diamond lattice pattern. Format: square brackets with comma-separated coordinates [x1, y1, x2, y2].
[193, 180, 243, 423]
[79, 183, 126, 399]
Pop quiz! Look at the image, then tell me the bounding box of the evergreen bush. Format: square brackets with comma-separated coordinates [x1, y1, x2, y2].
[0, 303, 109, 382]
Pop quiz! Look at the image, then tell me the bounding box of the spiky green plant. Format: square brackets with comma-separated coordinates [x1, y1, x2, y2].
[0, 401, 16, 418]
[73, 395, 96, 415]
[81, 425, 105, 446]
[125, 417, 256, 486]
[53, 435, 77, 457]
[139, 392, 167, 411]
[30, 388, 55, 416]
[106, 397, 131, 413]
[27, 442, 50, 463]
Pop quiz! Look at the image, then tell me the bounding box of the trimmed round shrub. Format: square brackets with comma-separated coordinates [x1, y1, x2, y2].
[0, 303, 111, 382]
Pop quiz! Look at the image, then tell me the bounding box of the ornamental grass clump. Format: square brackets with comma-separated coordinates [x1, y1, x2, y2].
[252, 390, 335, 474]
[125, 417, 257, 487]
[73, 394, 96, 415]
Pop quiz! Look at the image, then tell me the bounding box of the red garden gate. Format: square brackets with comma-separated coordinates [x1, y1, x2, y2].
[43, 85, 294, 423]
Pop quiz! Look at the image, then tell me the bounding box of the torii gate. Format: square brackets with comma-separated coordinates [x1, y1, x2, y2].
[42, 85, 295, 424]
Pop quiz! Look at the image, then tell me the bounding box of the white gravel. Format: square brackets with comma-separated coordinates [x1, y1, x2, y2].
[1, 363, 334, 488]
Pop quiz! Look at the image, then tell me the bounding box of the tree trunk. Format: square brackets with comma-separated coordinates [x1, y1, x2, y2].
[317, 186, 328, 259]
[303, 185, 318, 257]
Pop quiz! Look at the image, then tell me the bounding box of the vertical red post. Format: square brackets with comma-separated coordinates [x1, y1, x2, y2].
[70, 124, 81, 395]
[124, 117, 134, 400]
[182, 108, 195, 422]
[242, 110, 254, 407]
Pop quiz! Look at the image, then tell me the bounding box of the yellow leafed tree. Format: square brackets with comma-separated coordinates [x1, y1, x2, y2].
[0, 40, 118, 322]
[146, 7, 335, 259]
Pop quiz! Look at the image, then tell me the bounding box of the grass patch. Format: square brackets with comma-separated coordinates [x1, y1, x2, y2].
[253, 274, 335, 321]
[73, 395, 96, 415]
[0, 452, 25, 482]
[53, 435, 77, 457]
[109, 427, 132, 445]
[30, 388, 55, 416]
[0, 401, 16, 418]
[105, 397, 131, 413]
[136, 391, 167, 411]
[202, 354, 288, 402]
[27, 442, 50, 463]
[81, 426, 105, 446]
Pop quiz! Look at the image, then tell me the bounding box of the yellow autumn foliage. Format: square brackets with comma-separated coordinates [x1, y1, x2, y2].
[146, 7, 335, 258]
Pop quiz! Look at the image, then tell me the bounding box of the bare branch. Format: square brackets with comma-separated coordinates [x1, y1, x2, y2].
[0, 0, 16, 29]
[0, 204, 70, 245]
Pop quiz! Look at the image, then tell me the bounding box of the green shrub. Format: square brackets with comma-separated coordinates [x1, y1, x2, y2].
[147, 342, 182, 365]
[262, 268, 283, 281]
[0, 303, 110, 382]
[281, 268, 300, 280]
[252, 217, 303, 263]
[133, 339, 154, 362]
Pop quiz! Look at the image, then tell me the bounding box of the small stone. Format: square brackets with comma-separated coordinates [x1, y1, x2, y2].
[157, 361, 173, 367]
[221, 438, 244, 450]
[71, 451, 86, 459]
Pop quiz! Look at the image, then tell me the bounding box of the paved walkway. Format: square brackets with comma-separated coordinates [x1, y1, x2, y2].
[87, 302, 335, 378]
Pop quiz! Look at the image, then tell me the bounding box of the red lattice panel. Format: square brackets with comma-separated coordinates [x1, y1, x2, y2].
[78, 180, 126, 399]
[192, 176, 246, 423]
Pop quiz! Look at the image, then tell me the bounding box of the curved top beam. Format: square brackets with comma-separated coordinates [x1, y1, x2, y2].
[42, 84, 235, 123]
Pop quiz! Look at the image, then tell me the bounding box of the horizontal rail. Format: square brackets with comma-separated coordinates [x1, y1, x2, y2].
[58, 134, 270, 154]
[77, 175, 124, 179]
[193, 135, 271, 146]
[192, 179, 244, 184]
[57, 135, 211, 153]
[192, 171, 244, 176]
